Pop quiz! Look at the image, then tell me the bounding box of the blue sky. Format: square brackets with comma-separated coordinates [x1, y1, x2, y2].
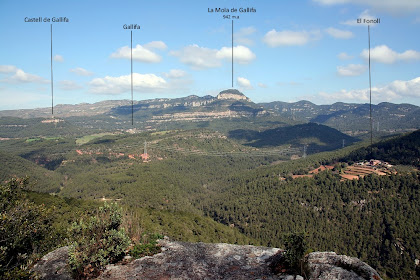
[0, 0, 419, 110]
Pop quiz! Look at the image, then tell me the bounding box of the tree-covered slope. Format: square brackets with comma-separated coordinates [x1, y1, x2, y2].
[0, 117, 88, 138]
[343, 129, 420, 167]
[229, 123, 358, 153]
[202, 157, 419, 279]
[0, 151, 62, 193]
[1, 123, 418, 279]
[27, 189, 255, 246]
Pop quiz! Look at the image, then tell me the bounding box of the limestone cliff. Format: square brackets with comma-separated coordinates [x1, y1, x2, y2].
[32, 239, 382, 280]
[217, 89, 251, 102]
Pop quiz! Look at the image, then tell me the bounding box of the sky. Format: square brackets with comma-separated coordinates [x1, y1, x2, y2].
[0, 0, 420, 110]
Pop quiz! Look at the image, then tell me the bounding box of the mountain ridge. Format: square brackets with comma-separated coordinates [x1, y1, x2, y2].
[1, 90, 418, 120]
[0, 90, 418, 137]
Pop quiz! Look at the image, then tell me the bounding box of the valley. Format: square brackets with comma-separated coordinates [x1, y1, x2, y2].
[1, 90, 419, 279]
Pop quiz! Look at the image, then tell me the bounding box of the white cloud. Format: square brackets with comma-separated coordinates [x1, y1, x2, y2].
[59, 80, 82, 90]
[216, 46, 256, 64]
[237, 77, 253, 89]
[0, 65, 49, 84]
[53, 55, 64, 62]
[337, 64, 367, 76]
[386, 77, 420, 98]
[314, 76, 420, 103]
[170, 45, 220, 69]
[258, 83, 268, 88]
[325, 27, 353, 39]
[6, 69, 48, 84]
[341, 10, 378, 26]
[318, 88, 370, 102]
[70, 67, 94, 76]
[111, 41, 167, 63]
[234, 26, 257, 45]
[170, 44, 256, 69]
[144, 41, 167, 50]
[398, 50, 420, 61]
[338, 52, 354, 60]
[164, 69, 187, 79]
[360, 45, 420, 64]
[89, 73, 167, 95]
[263, 29, 320, 47]
[313, 0, 420, 15]
[0, 65, 18, 73]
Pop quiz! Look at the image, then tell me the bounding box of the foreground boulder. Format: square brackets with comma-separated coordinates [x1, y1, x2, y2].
[307, 252, 382, 280]
[32, 246, 72, 280]
[32, 239, 382, 280]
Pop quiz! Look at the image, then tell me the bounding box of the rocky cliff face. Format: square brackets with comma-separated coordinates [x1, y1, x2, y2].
[32, 239, 382, 280]
[217, 89, 250, 102]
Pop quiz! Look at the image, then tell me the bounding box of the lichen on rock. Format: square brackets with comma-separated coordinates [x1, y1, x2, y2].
[32, 239, 383, 280]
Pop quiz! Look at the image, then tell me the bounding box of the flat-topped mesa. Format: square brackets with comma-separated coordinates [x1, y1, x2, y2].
[217, 89, 250, 102]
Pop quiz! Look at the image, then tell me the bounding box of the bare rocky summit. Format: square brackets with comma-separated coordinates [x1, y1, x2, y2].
[32, 239, 382, 280]
[217, 89, 251, 101]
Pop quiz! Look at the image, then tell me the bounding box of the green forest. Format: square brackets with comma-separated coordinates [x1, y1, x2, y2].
[0, 123, 419, 279]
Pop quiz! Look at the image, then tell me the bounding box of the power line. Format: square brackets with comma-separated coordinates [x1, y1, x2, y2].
[131, 30, 134, 126]
[51, 24, 54, 116]
[368, 25, 373, 148]
[231, 19, 234, 88]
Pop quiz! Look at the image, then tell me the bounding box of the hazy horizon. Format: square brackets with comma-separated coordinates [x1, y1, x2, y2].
[1, 89, 419, 112]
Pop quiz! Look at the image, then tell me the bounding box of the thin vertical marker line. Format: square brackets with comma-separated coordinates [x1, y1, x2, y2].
[368, 25, 372, 147]
[51, 24, 54, 116]
[131, 30, 133, 126]
[232, 19, 233, 88]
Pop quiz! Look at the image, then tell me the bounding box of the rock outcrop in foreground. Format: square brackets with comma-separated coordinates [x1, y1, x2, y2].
[33, 239, 382, 280]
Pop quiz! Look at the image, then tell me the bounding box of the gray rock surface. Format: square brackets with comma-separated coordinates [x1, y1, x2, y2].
[32, 239, 383, 280]
[99, 239, 280, 280]
[32, 246, 72, 280]
[307, 252, 382, 280]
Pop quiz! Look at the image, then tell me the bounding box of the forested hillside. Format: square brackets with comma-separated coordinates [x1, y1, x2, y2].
[0, 123, 419, 279]
[0, 151, 62, 193]
[26, 189, 254, 245]
[0, 178, 254, 278]
[229, 122, 357, 153]
[0, 117, 88, 138]
[343, 129, 420, 167]
[203, 167, 419, 279]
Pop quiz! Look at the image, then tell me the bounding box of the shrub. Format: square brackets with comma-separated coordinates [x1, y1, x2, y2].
[269, 232, 307, 276]
[284, 233, 307, 274]
[129, 233, 163, 259]
[0, 178, 53, 279]
[68, 202, 130, 279]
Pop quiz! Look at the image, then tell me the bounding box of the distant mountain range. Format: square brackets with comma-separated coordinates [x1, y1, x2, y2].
[262, 100, 420, 135]
[0, 89, 418, 137]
